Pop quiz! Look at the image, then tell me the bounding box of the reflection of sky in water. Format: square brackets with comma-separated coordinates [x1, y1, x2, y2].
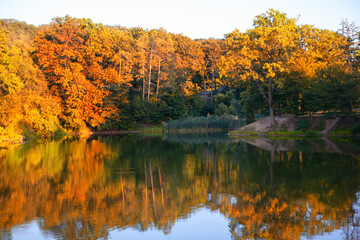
[300, 230, 344, 240]
[8, 208, 230, 240]
[7, 208, 350, 240]
[10, 221, 48, 240]
[110, 208, 231, 240]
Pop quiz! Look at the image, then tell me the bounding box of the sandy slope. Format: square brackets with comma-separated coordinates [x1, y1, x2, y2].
[230, 116, 338, 135]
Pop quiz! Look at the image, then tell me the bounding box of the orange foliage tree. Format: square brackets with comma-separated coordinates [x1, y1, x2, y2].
[33, 16, 116, 130]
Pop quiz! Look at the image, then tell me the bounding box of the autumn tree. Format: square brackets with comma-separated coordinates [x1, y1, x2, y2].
[0, 28, 23, 138]
[150, 29, 174, 100]
[0, 22, 61, 138]
[201, 39, 224, 103]
[134, 29, 149, 100]
[0, 29, 22, 96]
[86, 24, 135, 129]
[142, 29, 175, 102]
[172, 34, 205, 96]
[33, 16, 114, 130]
[221, 9, 300, 127]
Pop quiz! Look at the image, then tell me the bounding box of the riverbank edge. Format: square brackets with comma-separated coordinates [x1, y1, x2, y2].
[228, 131, 360, 139]
[0, 130, 142, 148]
[228, 115, 360, 138]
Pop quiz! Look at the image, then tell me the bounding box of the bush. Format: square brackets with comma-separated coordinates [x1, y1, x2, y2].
[296, 119, 311, 131]
[228, 106, 236, 115]
[351, 124, 360, 135]
[215, 103, 228, 116]
[54, 128, 67, 140]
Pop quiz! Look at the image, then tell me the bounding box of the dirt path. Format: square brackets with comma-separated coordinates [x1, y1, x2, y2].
[230, 115, 343, 136]
[231, 115, 297, 133]
[321, 118, 339, 135]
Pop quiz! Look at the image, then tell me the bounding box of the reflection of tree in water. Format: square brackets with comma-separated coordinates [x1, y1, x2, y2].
[0, 135, 360, 239]
[345, 192, 360, 239]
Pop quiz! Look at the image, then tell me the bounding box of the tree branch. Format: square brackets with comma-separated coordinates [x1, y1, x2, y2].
[254, 79, 270, 104]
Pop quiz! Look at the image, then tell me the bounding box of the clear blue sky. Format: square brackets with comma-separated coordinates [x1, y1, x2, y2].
[0, 0, 359, 39]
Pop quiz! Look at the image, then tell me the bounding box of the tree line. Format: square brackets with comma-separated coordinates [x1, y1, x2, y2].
[0, 9, 359, 138]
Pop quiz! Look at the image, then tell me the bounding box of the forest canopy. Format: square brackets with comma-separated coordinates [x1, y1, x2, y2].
[0, 9, 359, 139]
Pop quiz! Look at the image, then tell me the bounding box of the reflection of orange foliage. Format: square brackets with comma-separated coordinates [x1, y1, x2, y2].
[0, 140, 108, 230]
[220, 191, 352, 240]
[0, 143, 214, 237]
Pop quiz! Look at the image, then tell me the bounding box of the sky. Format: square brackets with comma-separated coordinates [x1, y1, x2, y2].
[0, 0, 359, 39]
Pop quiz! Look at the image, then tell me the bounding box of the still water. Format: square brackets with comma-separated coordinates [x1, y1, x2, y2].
[0, 134, 360, 240]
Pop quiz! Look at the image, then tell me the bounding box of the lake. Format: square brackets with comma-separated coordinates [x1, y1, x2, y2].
[0, 134, 360, 239]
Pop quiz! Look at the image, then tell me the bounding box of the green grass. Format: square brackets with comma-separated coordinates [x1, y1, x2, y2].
[329, 129, 352, 137]
[228, 130, 264, 136]
[141, 126, 164, 136]
[266, 131, 321, 137]
[267, 131, 304, 136]
[230, 129, 323, 139]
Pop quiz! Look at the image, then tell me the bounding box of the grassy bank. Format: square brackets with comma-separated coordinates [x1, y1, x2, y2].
[229, 130, 321, 138]
[229, 115, 360, 138]
[140, 126, 164, 136]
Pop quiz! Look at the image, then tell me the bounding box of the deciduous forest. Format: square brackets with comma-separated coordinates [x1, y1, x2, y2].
[0, 9, 359, 139]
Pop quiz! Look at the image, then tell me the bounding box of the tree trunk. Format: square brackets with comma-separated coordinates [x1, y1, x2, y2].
[212, 148, 218, 189]
[158, 165, 164, 205]
[148, 158, 156, 210]
[144, 159, 148, 202]
[202, 73, 206, 103]
[270, 149, 274, 195]
[147, 50, 153, 102]
[211, 66, 214, 104]
[213, 63, 217, 94]
[268, 78, 276, 128]
[156, 58, 161, 101]
[118, 58, 122, 82]
[142, 61, 145, 100]
[269, 103, 275, 127]
[120, 174, 125, 205]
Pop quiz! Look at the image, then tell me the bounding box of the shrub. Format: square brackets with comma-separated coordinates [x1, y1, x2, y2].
[296, 119, 311, 131]
[215, 103, 228, 116]
[351, 124, 360, 135]
[228, 106, 236, 115]
[54, 128, 67, 140]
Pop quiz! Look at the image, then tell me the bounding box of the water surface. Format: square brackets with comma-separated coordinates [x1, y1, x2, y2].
[0, 135, 360, 239]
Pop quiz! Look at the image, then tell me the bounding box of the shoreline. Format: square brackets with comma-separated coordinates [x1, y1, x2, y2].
[0, 130, 141, 148]
[228, 132, 360, 139]
[91, 130, 141, 135]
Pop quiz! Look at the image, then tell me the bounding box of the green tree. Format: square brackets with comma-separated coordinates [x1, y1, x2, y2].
[302, 65, 358, 114]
